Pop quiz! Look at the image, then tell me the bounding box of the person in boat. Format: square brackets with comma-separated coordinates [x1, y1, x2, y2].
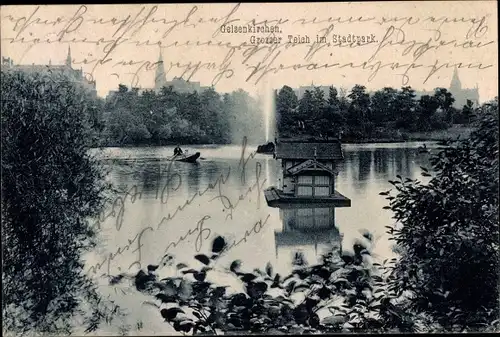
[173, 145, 183, 156]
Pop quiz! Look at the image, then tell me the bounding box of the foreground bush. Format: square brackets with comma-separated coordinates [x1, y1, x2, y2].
[113, 233, 420, 335]
[383, 98, 499, 331]
[1, 70, 121, 334]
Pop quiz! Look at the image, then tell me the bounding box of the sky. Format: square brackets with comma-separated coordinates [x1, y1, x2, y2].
[1, 2, 498, 101]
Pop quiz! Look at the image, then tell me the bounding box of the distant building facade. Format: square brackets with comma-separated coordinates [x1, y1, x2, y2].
[1, 47, 97, 97]
[293, 84, 331, 99]
[291, 68, 479, 109]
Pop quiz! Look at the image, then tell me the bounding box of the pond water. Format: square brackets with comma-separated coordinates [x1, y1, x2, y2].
[83, 141, 435, 335]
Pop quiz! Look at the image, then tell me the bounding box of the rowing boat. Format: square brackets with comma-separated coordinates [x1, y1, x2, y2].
[168, 152, 201, 163]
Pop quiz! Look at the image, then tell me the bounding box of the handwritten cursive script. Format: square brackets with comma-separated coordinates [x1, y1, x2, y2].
[2, 4, 495, 94]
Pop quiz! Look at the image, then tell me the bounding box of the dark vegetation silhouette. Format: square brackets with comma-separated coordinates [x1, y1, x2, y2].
[382, 98, 499, 331]
[1, 70, 124, 335]
[98, 86, 264, 146]
[276, 85, 478, 142]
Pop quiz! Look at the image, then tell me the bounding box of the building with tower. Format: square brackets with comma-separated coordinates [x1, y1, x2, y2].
[154, 49, 168, 91]
[107, 49, 211, 98]
[149, 48, 210, 94]
[405, 67, 479, 109]
[448, 67, 480, 108]
[1, 46, 97, 97]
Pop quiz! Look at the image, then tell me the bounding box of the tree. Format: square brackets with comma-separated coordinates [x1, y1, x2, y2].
[433, 88, 455, 123]
[417, 95, 440, 131]
[308, 87, 328, 136]
[461, 99, 475, 125]
[321, 86, 346, 139]
[106, 104, 151, 145]
[383, 98, 499, 330]
[298, 90, 315, 133]
[139, 90, 165, 144]
[118, 84, 128, 93]
[347, 85, 371, 137]
[327, 86, 338, 107]
[200, 87, 229, 143]
[181, 91, 202, 122]
[371, 87, 398, 126]
[276, 85, 299, 135]
[1, 70, 121, 334]
[393, 86, 417, 130]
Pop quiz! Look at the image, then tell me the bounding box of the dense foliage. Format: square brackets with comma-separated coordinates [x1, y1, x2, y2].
[1, 70, 122, 334]
[383, 97, 499, 331]
[276, 84, 477, 141]
[98, 85, 264, 146]
[114, 234, 414, 335]
[87, 82, 477, 147]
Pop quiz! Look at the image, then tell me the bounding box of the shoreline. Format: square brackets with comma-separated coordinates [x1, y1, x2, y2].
[90, 138, 440, 150]
[90, 126, 475, 149]
[340, 138, 436, 144]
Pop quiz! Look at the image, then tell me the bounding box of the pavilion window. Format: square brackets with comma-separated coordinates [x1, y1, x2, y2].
[298, 175, 313, 184]
[297, 186, 313, 196]
[296, 174, 331, 197]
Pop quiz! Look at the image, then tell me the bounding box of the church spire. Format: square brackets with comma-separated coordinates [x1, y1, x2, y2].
[154, 47, 167, 91]
[450, 67, 461, 92]
[66, 45, 72, 68]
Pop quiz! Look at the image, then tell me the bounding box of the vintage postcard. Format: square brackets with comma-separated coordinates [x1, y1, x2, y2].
[1, 1, 498, 336]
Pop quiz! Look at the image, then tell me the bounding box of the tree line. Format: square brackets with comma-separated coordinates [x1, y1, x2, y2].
[89, 83, 479, 147]
[93, 85, 264, 147]
[276, 84, 478, 141]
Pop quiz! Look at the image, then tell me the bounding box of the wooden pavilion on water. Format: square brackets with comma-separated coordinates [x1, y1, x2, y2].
[264, 139, 351, 207]
[265, 138, 351, 264]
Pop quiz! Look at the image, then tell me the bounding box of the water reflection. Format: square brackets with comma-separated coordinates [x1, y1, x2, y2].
[373, 149, 389, 175]
[274, 204, 341, 266]
[186, 162, 201, 194]
[91, 143, 432, 277]
[358, 150, 373, 182]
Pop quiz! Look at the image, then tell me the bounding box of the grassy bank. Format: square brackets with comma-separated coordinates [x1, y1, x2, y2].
[406, 125, 474, 141]
[90, 126, 476, 148]
[281, 125, 476, 144]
